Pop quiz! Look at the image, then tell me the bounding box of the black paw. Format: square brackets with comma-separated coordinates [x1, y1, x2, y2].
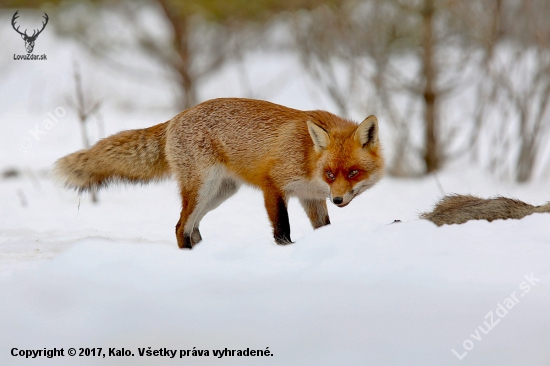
[275, 236, 294, 245]
[181, 233, 193, 249]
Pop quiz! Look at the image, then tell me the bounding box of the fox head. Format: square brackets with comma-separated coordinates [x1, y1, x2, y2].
[307, 116, 384, 207]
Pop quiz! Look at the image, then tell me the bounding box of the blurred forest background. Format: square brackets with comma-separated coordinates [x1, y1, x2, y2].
[3, 0, 550, 182]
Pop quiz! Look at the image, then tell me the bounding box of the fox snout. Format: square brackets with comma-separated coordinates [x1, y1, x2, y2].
[329, 181, 356, 207]
[329, 190, 353, 207]
[331, 196, 350, 208]
[332, 196, 343, 205]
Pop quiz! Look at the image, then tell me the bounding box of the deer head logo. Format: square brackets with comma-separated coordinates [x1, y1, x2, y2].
[12, 11, 49, 54]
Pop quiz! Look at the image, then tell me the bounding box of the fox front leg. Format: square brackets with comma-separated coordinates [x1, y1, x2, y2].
[263, 189, 292, 245]
[299, 198, 330, 229]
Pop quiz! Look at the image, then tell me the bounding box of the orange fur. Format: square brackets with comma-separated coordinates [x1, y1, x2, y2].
[54, 98, 384, 248]
[53, 122, 170, 192]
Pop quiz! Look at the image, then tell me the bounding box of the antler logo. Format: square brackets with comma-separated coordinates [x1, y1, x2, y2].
[12, 10, 49, 54]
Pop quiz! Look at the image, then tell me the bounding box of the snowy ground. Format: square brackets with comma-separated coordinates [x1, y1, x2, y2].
[1, 163, 549, 366]
[1, 12, 550, 365]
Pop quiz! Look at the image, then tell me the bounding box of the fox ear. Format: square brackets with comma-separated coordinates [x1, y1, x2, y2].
[307, 121, 330, 152]
[354, 115, 379, 148]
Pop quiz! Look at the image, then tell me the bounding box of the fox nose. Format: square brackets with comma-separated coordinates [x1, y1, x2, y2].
[333, 197, 343, 205]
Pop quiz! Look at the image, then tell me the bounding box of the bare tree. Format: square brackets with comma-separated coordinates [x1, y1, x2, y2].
[419, 0, 439, 172]
[54, 0, 326, 111]
[473, 0, 550, 182]
[54, 0, 233, 110]
[291, 0, 483, 175]
[69, 61, 102, 202]
[292, 4, 357, 117]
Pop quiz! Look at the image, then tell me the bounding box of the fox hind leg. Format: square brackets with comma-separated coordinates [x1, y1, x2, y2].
[191, 228, 202, 244]
[175, 217, 199, 243]
[299, 198, 330, 229]
[176, 167, 240, 249]
[190, 177, 239, 242]
[195, 178, 239, 222]
[176, 187, 199, 249]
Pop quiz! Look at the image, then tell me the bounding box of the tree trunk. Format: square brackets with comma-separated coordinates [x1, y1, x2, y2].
[157, 0, 197, 110]
[516, 110, 535, 182]
[516, 141, 535, 182]
[421, 0, 439, 173]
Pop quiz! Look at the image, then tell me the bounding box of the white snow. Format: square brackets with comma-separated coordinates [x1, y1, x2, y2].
[1, 10, 549, 366]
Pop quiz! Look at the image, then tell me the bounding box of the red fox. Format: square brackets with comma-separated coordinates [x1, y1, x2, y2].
[54, 98, 384, 248]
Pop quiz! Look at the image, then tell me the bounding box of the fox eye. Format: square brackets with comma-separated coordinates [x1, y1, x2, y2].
[348, 170, 359, 178]
[326, 171, 335, 181]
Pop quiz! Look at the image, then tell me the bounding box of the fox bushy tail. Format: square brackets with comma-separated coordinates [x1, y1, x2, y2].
[53, 122, 170, 192]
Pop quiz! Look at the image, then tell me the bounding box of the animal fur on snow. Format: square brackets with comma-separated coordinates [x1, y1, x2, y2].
[421, 194, 550, 226]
